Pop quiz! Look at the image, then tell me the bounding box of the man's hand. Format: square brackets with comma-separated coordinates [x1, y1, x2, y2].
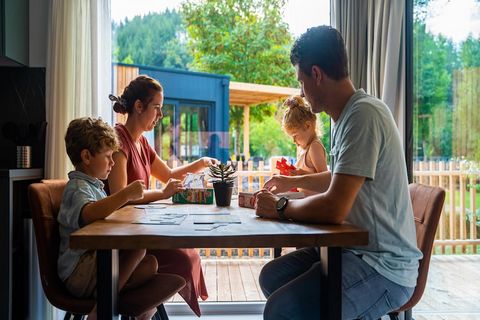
[255, 189, 280, 219]
[263, 175, 294, 194]
[162, 178, 184, 198]
[289, 168, 309, 176]
[125, 180, 145, 201]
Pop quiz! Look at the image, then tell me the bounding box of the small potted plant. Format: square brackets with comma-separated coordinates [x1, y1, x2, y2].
[209, 162, 236, 207]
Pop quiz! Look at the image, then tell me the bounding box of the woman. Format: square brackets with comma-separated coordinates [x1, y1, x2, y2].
[107, 75, 215, 316]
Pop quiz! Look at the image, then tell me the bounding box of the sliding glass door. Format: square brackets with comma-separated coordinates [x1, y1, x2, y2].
[154, 100, 212, 165]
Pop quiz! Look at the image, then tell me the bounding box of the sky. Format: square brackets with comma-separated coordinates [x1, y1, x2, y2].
[111, 0, 329, 37]
[425, 0, 480, 42]
[111, 0, 479, 42]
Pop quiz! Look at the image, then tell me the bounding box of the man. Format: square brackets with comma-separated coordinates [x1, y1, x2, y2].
[255, 26, 422, 320]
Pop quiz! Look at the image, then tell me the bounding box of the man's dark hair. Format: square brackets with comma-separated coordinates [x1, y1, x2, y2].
[290, 25, 349, 80]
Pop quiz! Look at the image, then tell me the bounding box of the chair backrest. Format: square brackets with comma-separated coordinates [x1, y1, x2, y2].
[28, 180, 94, 314]
[397, 183, 445, 311]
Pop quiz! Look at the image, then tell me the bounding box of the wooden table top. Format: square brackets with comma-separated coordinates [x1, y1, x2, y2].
[70, 202, 368, 250]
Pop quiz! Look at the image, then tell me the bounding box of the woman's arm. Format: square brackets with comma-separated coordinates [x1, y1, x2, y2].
[151, 155, 217, 181]
[108, 151, 167, 203]
[170, 157, 217, 179]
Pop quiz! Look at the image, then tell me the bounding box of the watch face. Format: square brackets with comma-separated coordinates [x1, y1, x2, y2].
[276, 197, 288, 211]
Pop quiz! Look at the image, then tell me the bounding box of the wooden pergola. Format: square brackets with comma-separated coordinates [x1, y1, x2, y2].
[229, 81, 300, 159]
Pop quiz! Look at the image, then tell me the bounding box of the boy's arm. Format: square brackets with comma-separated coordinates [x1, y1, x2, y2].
[81, 180, 144, 225]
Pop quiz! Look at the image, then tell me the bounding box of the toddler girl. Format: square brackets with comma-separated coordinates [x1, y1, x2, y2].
[282, 96, 328, 193]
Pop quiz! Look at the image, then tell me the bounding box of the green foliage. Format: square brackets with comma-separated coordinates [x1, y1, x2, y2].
[209, 162, 236, 184]
[113, 10, 192, 69]
[413, 19, 457, 159]
[249, 116, 296, 158]
[460, 36, 480, 68]
[413, 1, 480, 162]
[181, 0, 298, 155]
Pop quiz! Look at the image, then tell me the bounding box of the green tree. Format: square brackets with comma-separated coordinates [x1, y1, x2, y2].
[452, 36, 480, 161]
[181, 0, 298, 156]
[413, 19, 457, 159]
[113, 10, 192, 69]
[250, 116, 296, 159]
[460, 35, 480, 68]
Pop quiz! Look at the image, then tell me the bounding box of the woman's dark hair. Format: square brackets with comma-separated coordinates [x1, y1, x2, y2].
[109, 75, 163, 114]
[290, 25, 349, 80]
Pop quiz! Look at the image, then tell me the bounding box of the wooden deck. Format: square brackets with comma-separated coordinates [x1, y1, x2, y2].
[169, 255, 480, 318]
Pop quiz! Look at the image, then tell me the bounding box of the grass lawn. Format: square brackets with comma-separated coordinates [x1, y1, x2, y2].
[446, 190, 480, 210]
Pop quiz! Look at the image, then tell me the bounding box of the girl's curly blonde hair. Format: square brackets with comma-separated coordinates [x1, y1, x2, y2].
[282, 95, 318, 132]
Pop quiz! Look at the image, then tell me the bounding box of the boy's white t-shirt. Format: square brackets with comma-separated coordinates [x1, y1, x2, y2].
[330, 89, 423, 287]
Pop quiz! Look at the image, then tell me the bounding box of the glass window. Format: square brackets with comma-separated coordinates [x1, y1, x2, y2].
[154, 104, 174, 162]
[413, 0, 480, 162]
[179, 104, 210, 162]
[154, 102, 211, 166]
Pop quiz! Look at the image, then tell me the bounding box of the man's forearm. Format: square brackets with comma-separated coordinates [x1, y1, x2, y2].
[294, 171, 331, 193]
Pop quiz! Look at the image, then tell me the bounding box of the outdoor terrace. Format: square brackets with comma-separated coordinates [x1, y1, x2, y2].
[162, 159, 480, 318]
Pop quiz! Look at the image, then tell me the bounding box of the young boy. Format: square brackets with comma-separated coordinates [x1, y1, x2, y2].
[57, 117, 182, 319]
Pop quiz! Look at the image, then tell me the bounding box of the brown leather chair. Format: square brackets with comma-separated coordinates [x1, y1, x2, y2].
[28, 180, 185, 320]
[387, 183, 446, 320]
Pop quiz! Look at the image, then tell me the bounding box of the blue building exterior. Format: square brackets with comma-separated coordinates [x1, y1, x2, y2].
[116, 63, 230, 162]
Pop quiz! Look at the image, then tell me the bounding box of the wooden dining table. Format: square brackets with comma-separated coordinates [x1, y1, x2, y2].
[70, 201, 368, 319]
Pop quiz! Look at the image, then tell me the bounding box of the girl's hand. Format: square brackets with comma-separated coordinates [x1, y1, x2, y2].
[162, 178, 184, 198]
[125, 180, 145, 201]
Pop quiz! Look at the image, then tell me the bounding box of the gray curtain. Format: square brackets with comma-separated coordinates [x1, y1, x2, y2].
[331, 0, 405, 143]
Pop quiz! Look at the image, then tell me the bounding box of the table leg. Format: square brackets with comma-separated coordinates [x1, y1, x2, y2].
[320, 247, 342, 320]
[97, 249, 119, 319]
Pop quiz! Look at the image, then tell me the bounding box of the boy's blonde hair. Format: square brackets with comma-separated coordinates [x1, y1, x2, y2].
[282, 95, 318, 131]
[65, 117, 119, 166]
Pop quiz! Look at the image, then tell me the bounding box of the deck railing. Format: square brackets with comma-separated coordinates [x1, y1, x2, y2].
[414, 160, 480, 254]
[152, 159, 480, 256]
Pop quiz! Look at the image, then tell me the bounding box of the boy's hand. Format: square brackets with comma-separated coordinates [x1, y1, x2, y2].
[163, 178, 184, 198]
[125, 180, 145, 201]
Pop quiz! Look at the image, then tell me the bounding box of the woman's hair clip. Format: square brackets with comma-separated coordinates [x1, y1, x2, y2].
[109, 94, 119, 103]
[109, 94, 126, 106]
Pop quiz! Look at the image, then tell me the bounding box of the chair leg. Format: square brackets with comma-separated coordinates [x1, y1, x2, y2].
[405, 308, 413, 320]
[388, 312, 400, 320]
[156, 304, 169, 320]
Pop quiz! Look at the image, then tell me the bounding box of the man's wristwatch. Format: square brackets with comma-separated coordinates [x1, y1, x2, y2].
[276, 197, 289, 220]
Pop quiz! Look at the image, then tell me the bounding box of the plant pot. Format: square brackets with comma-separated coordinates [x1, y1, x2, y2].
[213, 181, 234, 207]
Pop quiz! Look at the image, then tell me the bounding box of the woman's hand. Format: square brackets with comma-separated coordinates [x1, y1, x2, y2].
[125, 180, 145, 202]
[255, 189, 279, 219]
[263, 175, 294, 194]
[162, 178, 184, 198]
[200, 157, 219, 167]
